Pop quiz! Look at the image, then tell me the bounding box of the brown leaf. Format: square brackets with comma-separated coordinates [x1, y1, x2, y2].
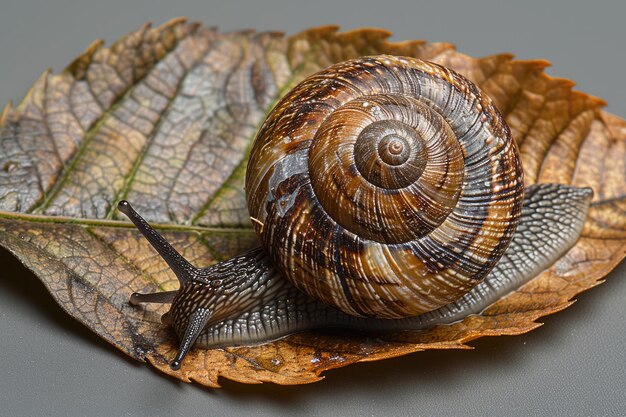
[0, 20, 624, 386]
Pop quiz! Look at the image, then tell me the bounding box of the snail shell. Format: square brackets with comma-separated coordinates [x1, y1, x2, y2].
[246, 55, 524, 318]
[119, 55, 592, 370]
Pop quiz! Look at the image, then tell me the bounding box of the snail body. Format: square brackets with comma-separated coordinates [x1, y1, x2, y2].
[119, 56, 593, 370]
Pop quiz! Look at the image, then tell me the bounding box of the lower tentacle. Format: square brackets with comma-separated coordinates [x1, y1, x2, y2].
[129, 290, 177, 306]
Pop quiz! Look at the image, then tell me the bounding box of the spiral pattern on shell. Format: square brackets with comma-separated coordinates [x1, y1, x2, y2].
[246, 55, 524, 319]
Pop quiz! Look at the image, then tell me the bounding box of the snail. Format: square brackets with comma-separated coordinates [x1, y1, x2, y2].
[118, 55, 593, 370]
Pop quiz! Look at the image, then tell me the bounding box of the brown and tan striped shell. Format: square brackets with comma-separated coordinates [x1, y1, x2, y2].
[246, 55, 524, 319]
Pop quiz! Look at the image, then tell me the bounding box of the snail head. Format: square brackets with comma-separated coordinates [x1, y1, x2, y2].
[118, 200, 243, 369]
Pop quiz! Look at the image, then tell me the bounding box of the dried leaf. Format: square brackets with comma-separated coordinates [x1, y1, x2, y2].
[0, 20, 624, 387]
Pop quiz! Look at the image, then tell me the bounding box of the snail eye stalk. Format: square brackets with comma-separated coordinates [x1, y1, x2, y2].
[117, 200, 198, 285]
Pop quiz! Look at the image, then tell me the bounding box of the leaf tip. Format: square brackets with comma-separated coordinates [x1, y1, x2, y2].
[590, 95, 609, 108]
[533, 59, 552, 69]
[343, 26, 394, 40]
[292, 24, 341, 40]
[155, 16, 193, 34]
[63, 38, 103, 78]
[163, 16, 188, 27]
[0, 100, 13, 126]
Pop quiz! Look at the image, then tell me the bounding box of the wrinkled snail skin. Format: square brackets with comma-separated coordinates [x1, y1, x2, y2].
[119, 55, 593, 370]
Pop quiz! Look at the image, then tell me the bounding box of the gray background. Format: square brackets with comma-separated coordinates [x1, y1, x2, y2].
[0, 0, 625, 416]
